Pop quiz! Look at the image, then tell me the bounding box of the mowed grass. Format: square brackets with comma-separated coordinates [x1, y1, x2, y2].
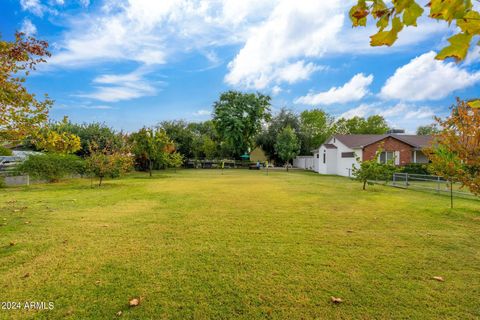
[0, 170, 479, 320]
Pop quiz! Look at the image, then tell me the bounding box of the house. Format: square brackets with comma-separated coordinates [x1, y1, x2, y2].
[295, 134, 433, 177]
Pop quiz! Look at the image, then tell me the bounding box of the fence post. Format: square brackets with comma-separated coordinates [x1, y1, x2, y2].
[405, 173, 408, 187]
[437, 176, 440, 193]
[393, 173, 396, 186]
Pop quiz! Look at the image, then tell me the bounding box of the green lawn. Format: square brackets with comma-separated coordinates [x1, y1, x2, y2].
[0, 170, 479, 319]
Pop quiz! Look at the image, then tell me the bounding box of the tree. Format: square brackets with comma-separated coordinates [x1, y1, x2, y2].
[335, 115, 389, 134]
[256, 108, 300, 162]
[426, 146, 463, 208]
[349, 0, 480, 63]
[416, 124, 440, 136]
[86, 146, 133, 187]
[32, 118, 81, 154]
[299, 109, 335, 154]
[1, 32, 52, 143]
[130, 128, 174, 177]
[352, 149, 397, 190]
[213, 91, 271, 158]
[168, 152, 184, 172]
[159, 120, 195, 159]
[17, 153, 85, 183]
[426, 99, 480, 196]
[275, 126, 300, 171]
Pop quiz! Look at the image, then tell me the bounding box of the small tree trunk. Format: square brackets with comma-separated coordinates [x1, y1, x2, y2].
[99, 176, 103, 187]
[450, 180, 453, 209]
[149, 159, 153, 177]
[363, 180, 367, 190]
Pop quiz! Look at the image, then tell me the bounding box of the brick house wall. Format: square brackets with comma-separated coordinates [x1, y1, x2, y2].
[362, 137, 413, 165]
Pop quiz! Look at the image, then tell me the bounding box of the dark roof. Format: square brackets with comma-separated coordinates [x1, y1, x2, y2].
[323, 143, 337, 149]
[332, 134, 433, 149]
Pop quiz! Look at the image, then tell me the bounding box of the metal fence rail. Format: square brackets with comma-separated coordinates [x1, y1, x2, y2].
[391, 173, 477, 199]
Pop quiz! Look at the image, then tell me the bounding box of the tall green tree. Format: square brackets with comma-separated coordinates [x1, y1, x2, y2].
[130, 128, 174, 177]
[213, 91, 271, 158]
[416, 124, 440, 136]
[275, 126, 300, 171]
[1, 32, 52, 144]
[159, 120, 195, 159]
[299, 109, 335, 154]
[335, 115, 389, 134]
[256, 108, 300, 162]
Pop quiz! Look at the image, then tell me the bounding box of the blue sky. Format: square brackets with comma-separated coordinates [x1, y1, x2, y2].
[2, 0, 480, 133]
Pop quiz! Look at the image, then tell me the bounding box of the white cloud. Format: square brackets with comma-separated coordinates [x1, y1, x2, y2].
[271, 85, 282, 96]
[225, 0, 345, 89]
[338, 102, 437, 133]
[295, 73, 373, 105]
[381, 51, 480, 101]
[20, 0, 44, 16]
[193, 109, 211, 117]
[338, 103, 373, 119]
[76, 69, 157, 102]
[20, 18, 37, 36]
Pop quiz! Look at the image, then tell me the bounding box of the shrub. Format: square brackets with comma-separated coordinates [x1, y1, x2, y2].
[16, 153, 85, 182]
[0, 146, 13, 156]
[400, 163, 430, 175]
[86, 149, 133, 186]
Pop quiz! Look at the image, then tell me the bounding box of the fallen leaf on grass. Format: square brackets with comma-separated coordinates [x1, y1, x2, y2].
[9, 242, 15, 246]
[129, 298, 140, 307]
[21, 273, 30, 279]
[346, 230, 354, 233]
[432, 276, 444, 282]
[331, 296, 343, 304]
[24, 221, 31, 224]
[13, 209, 20, 213]
[95, 280, 101, 285]
[116, 311, 122, 316]
[102, 224, 109, 228]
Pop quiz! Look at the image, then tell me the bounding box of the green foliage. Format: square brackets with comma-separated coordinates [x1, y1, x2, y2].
[168, 152, 184, 172]
[16, 153, 85, 182]
[0, 146, 13, 156]
[213, 91, 271, 158]
[275, 126, 300, 169]
[416, 124, 440, 136]
[400, 163, 430, 175]
[352, 149, 397, 190]
[40, 121, 124, 157]
[256, 108, 300, 162]
[85, 149, 133, 186]
[299, 109, 336, 154]
[130, 127, 174, 176]
[335, 115, 389, 134]
[1, 32, 52, 143]
[349, 0, 480, 62]
[33, 118, 82, 154]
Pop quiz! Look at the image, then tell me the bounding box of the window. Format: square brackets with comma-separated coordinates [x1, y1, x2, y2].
[341, 152, 355, 158]
[323, 150, 326, 164]
[379, 151, 395, 164]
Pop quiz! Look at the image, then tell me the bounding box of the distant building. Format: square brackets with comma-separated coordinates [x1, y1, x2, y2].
[294, 134, 433, 177]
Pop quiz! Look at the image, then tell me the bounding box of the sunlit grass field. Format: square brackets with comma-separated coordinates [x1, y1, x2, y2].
[1, 169, 479, 319]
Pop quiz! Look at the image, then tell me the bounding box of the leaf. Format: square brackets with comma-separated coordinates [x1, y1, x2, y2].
[467, 99, 480, 109]
[331, 296, 343, 304]
[403, 2, 424, 26]
[436, 33, 473, 61]
[116, 311, 123, 316]
[432, 276, 445, 282]
[370, 17, 404, 46]
[350, 0, 369, 27]
[457, 11, 480, 34]
[129, 298, 140, 307]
